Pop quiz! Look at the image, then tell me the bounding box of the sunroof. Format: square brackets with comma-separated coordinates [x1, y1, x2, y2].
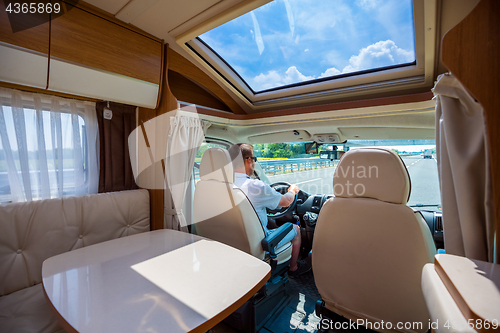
[198, 0, 415, 94]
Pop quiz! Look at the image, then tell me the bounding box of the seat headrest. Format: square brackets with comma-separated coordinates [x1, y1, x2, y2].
[333, 148, 411, 204]
[199, 148, 234, 183]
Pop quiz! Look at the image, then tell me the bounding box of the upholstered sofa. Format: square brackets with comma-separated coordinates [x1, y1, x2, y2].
[0, 189, 150, 333]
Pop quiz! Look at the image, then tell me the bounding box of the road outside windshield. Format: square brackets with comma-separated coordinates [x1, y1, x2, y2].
[253, 141, 441, 212]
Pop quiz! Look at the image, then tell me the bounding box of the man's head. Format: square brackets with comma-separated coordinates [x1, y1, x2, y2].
[229, 143, 256, 176]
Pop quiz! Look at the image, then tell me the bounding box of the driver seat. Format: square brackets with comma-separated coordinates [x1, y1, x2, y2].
[193, 147, 293, 332]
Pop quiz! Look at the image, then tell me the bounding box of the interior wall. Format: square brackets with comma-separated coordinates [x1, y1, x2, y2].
[168, 70, 231, 112]
[169, 49, 247, 114]
[138, 44, 179, 231]
[441, 0, 499, 261]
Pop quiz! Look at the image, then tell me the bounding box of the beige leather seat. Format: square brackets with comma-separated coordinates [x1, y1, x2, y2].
[313, 148, 436, 333]
[193, 147, 292, 267]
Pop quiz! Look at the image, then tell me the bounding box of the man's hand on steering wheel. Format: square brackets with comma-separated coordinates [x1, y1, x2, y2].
[288, 184, 299, 195]
[267, 182, 299, 219]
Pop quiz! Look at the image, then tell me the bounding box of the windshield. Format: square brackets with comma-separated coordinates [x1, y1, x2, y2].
[253, 141, 441, 212]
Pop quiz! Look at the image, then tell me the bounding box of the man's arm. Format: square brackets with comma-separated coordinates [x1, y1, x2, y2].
[278, 184, 299, 207]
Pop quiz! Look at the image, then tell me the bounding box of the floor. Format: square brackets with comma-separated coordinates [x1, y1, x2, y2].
[208, 270, 322, 333]
[208, 269, 378, 333]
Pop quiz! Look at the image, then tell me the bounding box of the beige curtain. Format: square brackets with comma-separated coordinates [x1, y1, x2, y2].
[164, 113, 210, 231]
[434, 73, 495, 262]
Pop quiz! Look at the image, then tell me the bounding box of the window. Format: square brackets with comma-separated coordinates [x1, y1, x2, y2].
[180, 0, 434, 106]
[0, 88, 99, 203]
[198, 0, 415, 93]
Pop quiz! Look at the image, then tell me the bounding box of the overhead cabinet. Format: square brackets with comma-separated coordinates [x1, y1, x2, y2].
[0, 4, 163, 108]
[49, 6, 162, 108]
[0, 1, 49, 89]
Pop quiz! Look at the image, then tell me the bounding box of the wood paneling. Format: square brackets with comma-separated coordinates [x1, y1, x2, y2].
[137, 107, 165, 231]
[50, 6, 162, 84]
[139, 44, 179, 231]
[187, 92, 434, 121]
[64, 0, 162, 42]
[169, 49, 246, 114]
[441, 0, 500, 261]
[0, 0, 49, 54]
[169, 70, 231, 112]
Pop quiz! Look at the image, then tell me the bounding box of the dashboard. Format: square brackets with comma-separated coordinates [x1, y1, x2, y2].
[296, 193, 332, 227]
[272, 190, 444, 253]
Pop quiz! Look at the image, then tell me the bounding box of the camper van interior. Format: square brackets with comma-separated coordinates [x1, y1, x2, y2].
[0, 0, 499, 332]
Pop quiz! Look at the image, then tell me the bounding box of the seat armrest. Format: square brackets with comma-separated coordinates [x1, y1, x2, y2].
[261, 222, 293, 258]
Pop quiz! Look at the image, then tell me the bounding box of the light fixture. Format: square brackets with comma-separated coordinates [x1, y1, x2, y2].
[103, 101, 113, 120]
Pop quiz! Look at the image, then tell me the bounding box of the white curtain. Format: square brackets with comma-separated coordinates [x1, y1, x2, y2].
[164, 113, 210, 231]
[0, 87, 98, 203]
[434, 74, 495, 262]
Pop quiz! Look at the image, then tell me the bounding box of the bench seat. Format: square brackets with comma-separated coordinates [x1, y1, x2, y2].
[0, 189, 150, 333]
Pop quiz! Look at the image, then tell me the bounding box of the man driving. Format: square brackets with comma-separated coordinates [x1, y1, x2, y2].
[229, 144, 311, 277]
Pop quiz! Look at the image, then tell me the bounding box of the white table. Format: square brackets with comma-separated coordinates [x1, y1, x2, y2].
[422, 254, 500, 333]
[42, 229, 271, 333]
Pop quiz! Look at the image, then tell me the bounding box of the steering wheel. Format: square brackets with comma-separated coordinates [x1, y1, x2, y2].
[266, 181, 298, 219]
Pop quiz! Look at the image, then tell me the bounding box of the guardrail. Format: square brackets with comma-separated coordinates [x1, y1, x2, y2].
[258, 158, 338, 175]
[193, 157, 338, 181]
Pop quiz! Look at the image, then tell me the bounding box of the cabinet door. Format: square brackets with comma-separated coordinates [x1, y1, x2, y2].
[0, 1, 49, 54]
[50, 6, 162, 85]
[0, 1, 49, 89]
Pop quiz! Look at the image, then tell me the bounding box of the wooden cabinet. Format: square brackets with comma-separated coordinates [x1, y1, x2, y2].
[0, 3, 163, 107]
[0, 1, 50, 89]
[0, 0, 49, 54]
[50, 6, 162, 85]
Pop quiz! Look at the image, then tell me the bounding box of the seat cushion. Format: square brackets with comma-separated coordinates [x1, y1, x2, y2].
[0, 189, 150, 296]
[0, 283, 64, 333]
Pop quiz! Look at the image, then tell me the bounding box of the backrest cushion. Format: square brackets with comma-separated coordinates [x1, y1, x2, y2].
[194, 180, 266, 260]
[0, 189, 150, 296]
[333, 148, 411, 204]
[199, 148, 234, 183]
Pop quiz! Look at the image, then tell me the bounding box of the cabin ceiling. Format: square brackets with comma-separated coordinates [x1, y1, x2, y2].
[84, 0, 247, 40]
[83, 0, 479, 117]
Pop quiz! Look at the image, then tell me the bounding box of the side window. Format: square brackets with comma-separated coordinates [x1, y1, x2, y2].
[193, 141, 229, 183]
[0, 89, 97, 203]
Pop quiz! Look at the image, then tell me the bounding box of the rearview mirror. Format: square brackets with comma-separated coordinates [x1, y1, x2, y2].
[319, 150, 344, 160]
[305, 142, 318, 154]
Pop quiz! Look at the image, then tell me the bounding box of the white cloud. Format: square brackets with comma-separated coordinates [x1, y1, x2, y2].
[320, 67, 341, 78]
[293, 0, 357, 42]
[252, 66, 314, 91]
[342, 40, 414, 73]
[251, 40, 414, 90]
[355, 0, 379, 10]
[284, 66, 314, 83]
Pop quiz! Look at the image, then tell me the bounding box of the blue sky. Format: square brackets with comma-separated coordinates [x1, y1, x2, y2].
[200, 0, 415, 92]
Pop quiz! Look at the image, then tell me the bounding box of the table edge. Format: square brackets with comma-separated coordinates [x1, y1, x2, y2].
[43, 280, 79, 333]
[189, 269, 271, 333]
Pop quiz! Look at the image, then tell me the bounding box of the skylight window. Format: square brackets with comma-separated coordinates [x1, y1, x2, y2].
[198, 0, 416, 94]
